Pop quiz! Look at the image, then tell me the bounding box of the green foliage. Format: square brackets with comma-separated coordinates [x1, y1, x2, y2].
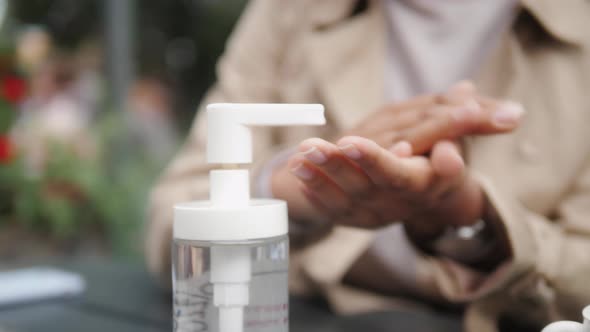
[0, 100, 15, 132]
[0, 111, 173, 256]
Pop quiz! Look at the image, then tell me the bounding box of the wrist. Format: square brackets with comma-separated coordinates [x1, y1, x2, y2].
[404, 175, 485, 252]
[440, 175, 485, 226]
[406, 187, 511, 270]
[432, 196, 510, 270]
[403, 219, 446, 253]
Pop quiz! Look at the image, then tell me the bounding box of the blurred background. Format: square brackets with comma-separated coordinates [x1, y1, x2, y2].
[0, 0, 246, 260]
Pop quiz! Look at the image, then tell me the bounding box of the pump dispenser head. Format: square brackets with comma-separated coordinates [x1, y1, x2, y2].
[174, 103, 325, 241]
[206, 103, 325, 164]
[205, 103, 325, 214]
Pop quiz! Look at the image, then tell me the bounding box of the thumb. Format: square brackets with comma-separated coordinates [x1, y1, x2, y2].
[430, 140, 465, 178]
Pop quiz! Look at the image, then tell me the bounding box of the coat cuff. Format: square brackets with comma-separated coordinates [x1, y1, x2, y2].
[426, 171, 539, 301]
[300, 226, 374, 286]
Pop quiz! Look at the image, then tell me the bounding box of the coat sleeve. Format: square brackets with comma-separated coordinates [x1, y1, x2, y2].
[290, 158, 590, 321]
[420, 160, 590, 326]
[144, 0, 298, 285]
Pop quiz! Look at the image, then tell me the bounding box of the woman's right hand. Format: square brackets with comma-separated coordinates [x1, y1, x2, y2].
[341, 81, 522, 154]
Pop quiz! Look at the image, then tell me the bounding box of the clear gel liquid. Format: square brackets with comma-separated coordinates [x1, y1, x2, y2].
[172, 236, 289, 332]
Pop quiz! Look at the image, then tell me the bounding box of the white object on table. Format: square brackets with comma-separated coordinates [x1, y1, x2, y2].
[0, 267, 86, 306]
[541, 306, 590, 332]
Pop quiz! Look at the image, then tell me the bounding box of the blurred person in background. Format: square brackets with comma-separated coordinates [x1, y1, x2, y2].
[127, 77, 180, 164]
[10, 53, 97, 174]
[147, 1, 590, 331]
[9, 26, 104, 174]
[15, 26, 53, 74]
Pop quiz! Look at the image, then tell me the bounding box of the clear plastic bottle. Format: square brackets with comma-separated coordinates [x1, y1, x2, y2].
[172, 236, 289, 332]
[171, 103, 324, 332]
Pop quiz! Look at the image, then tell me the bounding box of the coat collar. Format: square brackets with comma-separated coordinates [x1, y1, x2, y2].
[305, 0, 386, 129]
[466, 0, 589, 101]
[520, 0, 589, 47]
[304, 0, 587, 129]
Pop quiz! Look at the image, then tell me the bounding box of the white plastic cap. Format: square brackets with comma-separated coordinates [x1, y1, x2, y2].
[174, 103, 325, 241]
[173, 198, 288, 241]
[207, 103, 325, 164]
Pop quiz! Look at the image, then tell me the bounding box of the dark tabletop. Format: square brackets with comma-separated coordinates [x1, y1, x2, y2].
[0, 258, 462, 332]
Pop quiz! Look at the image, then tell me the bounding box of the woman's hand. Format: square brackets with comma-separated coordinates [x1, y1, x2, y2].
[271, 83, 524, 232]
[284, 136, 480, 234]
[341, 81, 523, 154]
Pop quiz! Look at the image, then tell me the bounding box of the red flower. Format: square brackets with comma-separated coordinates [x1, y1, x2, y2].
[0, 135, 12, 163]
[1, 76, 27, 104]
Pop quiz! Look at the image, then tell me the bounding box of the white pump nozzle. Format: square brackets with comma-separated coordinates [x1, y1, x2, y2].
[207, 103, 325, 164]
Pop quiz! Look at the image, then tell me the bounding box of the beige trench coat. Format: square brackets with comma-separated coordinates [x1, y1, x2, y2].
[146, 0, 590, 331]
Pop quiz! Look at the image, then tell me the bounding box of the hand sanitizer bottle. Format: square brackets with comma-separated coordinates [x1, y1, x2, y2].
[172, 103, 325, 332]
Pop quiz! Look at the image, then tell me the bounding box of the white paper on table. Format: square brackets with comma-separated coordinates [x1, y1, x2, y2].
[0, 267, 86, 306]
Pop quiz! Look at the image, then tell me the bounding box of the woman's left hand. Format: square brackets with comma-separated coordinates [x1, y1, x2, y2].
[288, 135, 483, 238]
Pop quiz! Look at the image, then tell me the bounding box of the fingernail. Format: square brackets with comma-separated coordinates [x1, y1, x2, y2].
[303, 147, 327, 164]
[338, 144, 361, 159]
[494, 101, 524, 127]
[290, 163, 314, 180]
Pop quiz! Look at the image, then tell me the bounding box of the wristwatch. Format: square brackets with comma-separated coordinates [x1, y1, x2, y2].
[431, 219, 498, 264]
